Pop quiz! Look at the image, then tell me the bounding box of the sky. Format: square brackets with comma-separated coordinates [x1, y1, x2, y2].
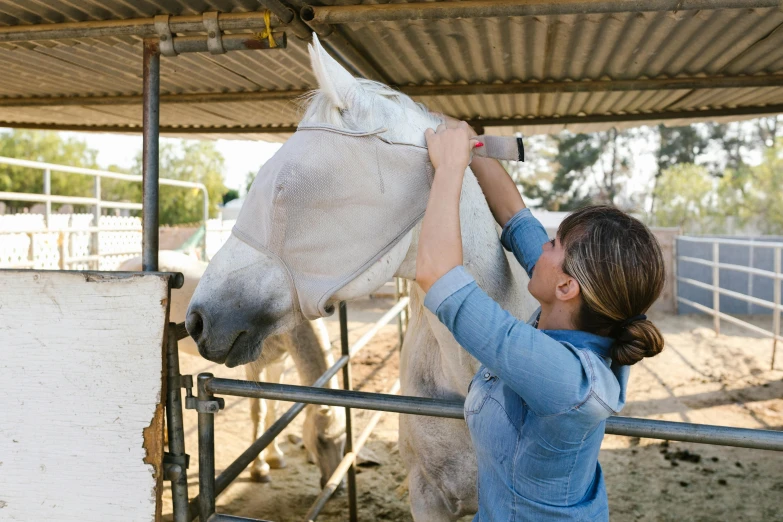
[60, 132, 283, 194]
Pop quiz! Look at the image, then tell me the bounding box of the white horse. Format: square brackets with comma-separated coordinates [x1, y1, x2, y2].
[186, 36, 538, 520]
[119, 251, 346, 486]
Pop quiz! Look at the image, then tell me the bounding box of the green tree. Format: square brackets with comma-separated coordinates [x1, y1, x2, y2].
[718, 139, 783, 234]
[652, 163, 716, 232]
[222, 189, 239, 205]
[244, 169, 256, 195]
[131, 140, 227, 225]
[0, 130, 99, 212]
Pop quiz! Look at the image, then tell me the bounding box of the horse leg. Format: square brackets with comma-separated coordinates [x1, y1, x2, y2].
[263, 358, 287, 470]
[408, 466, 466, 522]
[247, 364, 272, 483]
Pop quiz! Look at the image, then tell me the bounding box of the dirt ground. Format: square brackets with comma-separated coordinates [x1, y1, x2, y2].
[163, 297, 783, 522]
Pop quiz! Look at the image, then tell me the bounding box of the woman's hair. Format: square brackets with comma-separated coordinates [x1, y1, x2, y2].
[558, 205, 665, 365]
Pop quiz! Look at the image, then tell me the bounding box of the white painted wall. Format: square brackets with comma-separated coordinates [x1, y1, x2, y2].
[0, 270, 169, 521]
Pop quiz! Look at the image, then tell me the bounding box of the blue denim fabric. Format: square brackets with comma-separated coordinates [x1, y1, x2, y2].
[424, 208, 630, 521]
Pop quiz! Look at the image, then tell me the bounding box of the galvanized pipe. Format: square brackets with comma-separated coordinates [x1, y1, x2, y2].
[0, 191, 142, 210]
[0, 11, 287, 43]
[208, 514, 273, 522]
[171, 32, 287, 53]
[142, 39, 160, 272]
[185, 300, 417, 520]
[259, 0, 313, 40]
[713, 242, 721, 336]
[207, 379, 466, 418]
[302, 0, 781, 25]
[186, 355, 350, 521]
[772, 248, 781, 370]
[306, 380, 401, 521]
[350, 297, 410, 357]
[339, 302, 358, 522]
[197, 373, 218, 521]
[677, 296, 783, 343]
[166, 326, 190, 522]
[205, 380, 783, 452]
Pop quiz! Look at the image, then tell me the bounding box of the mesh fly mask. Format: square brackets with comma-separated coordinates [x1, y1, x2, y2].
[233, 124, 524, 320]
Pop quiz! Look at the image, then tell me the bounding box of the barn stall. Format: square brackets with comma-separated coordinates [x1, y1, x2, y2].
[1, 1, 783, 521]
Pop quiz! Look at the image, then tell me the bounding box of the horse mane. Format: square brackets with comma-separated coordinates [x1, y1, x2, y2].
[298, 79, 442, 144]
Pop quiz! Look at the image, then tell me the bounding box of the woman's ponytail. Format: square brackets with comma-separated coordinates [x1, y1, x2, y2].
[558, 205, 667, 366]
[611, 319, 664, 366]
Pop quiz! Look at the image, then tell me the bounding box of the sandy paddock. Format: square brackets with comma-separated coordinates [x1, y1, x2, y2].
[163, 297, 783, 522]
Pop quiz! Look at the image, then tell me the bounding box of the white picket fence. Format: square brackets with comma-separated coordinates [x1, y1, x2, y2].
[0, 214, 237, 270]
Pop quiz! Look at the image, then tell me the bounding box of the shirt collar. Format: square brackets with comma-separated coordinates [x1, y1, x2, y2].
[539, 328, 615, 359]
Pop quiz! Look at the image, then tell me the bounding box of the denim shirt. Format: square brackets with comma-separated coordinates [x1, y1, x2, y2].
[424, 208, 630, 522]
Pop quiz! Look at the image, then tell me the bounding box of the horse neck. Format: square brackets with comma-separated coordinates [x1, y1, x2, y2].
[285, 321, 339, 389]
[407, 167, 534, 377]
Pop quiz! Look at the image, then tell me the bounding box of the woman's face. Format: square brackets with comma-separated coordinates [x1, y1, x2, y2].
[528, 236, 568, 305]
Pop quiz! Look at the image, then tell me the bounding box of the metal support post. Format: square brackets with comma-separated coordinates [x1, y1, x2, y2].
[772, 248, 781, 370]
[339, 302, 358, 522]
[197, 373, 218, 521]
[165, 325, 190, 522]
[202, 189, 209, 259]
[305, 380, 400, 521]
[747, 240, 755, 315]
[142, 38, 160, 272]
[43, 168, 51, 228]
[395, 278, 404, 348]
[713, 242, 720, 336]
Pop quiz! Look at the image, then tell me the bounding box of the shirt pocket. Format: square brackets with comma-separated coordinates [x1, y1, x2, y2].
[464, 369, 499, 415]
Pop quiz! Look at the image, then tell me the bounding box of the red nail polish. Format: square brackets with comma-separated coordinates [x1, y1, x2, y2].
[475, 142, 484, 148]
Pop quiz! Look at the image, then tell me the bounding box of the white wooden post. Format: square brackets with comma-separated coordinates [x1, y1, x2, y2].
[43, 168, 51, 228]
[772, 247, 781, 370]
[94, 176, 101, 269]
[58, 230, 67, 270]
[713, 241, 720, 336]
[0, 271, 170, 521]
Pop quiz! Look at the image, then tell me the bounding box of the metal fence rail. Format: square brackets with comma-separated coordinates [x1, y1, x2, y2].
[211, 379, 783, 452]
[0, 155, 210, 264]
[179, 292, 783, 522]
[677, 236, 782, 369]
[181, 295, 411, 522]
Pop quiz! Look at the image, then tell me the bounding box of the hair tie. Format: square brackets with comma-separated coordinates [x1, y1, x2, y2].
[611, 314, 647, 338]
[620, 314, 647, 328]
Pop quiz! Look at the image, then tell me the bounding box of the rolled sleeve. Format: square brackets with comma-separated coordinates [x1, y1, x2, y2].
[424, 265, 476, 314]
[500, 208, 550, 278]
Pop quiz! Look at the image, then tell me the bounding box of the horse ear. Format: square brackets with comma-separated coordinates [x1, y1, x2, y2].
[308, 34, 357, 110]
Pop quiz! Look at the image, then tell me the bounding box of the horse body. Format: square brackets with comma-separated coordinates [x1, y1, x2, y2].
[187, 36, 538, 520]
[119, 251, 345, 486]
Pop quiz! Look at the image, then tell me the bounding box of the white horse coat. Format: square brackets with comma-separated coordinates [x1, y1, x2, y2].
[187, 36, 538, 520]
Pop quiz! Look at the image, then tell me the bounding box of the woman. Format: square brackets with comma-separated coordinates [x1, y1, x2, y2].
[417, 120, 665, 521]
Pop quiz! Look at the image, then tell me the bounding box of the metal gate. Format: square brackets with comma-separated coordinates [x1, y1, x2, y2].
[160, 294, 783, 522]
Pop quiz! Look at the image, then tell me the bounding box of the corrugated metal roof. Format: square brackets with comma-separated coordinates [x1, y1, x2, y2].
[0, 1, 780, 139]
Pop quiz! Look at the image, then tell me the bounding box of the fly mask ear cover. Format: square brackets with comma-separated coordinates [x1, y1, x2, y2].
[233, 125, 523, 320]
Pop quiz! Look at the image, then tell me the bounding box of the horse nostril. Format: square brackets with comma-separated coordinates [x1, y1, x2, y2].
[186, 309, 205, 342]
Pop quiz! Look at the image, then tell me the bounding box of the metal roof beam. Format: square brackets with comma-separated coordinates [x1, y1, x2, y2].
[302, 0, 781, 25]
[0, 11, 288, 43]
[1, 74, 781, 108]
[1, 103, 781, 134]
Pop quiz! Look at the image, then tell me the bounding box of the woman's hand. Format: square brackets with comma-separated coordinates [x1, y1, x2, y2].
[425, 121, 479, 172]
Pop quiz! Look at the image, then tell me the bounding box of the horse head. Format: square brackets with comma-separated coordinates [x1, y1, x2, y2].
[187, 35, 440, 366]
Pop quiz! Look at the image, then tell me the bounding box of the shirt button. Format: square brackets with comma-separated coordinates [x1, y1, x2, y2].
[483, 372, 491, 379]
